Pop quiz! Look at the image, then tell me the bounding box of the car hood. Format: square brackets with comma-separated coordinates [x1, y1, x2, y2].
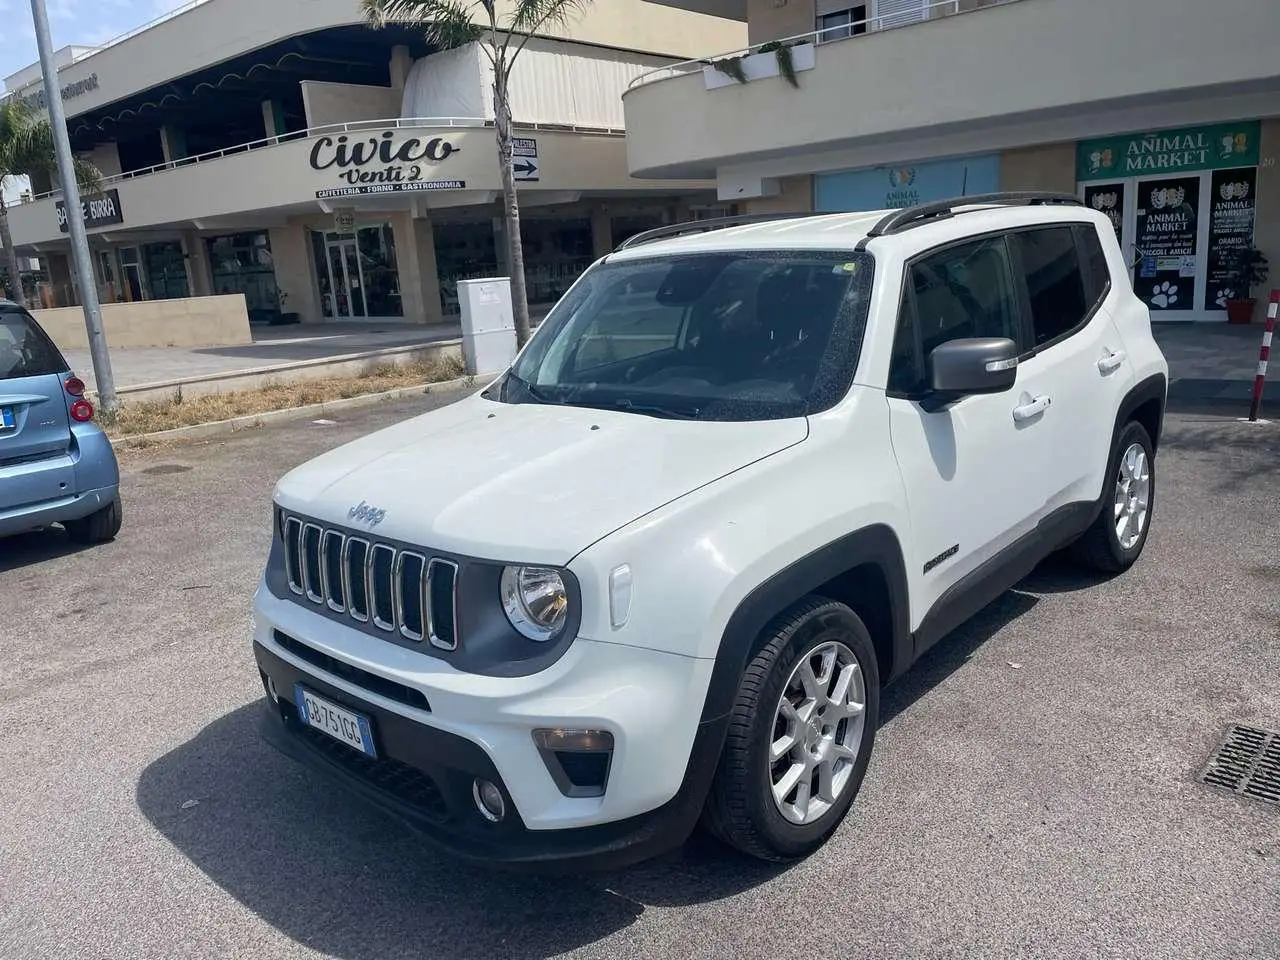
[274, 392, 808, 565]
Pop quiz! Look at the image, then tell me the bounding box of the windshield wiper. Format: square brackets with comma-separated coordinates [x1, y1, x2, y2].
[503, 371, 560, 405]
[579, 398, 704, 420]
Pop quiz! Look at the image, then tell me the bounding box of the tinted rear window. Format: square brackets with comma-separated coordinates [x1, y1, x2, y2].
[0, 307, 68, 380]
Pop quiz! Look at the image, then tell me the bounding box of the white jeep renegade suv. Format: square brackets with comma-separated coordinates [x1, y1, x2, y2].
[252, 192, 1168, 868]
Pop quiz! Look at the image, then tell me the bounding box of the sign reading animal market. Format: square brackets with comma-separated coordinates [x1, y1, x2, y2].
[56, 188, 123, 233]
[310, 131, 464, 198]
[1077, 121, 1261, 181]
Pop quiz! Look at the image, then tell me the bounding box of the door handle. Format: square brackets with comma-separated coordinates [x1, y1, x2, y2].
[1012, 395, 1051, 422]
[1098, 349, 1126, 374]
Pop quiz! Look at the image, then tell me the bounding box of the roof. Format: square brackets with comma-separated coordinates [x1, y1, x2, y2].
[608, 193, 1107, 260]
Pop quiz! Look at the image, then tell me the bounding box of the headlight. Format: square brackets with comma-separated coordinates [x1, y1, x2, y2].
[500, 566, 570, 642]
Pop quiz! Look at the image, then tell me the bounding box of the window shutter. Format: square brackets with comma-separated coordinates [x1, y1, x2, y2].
[875, 0, 929, 28]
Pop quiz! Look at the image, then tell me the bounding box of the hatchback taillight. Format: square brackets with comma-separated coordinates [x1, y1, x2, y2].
[64, 376, 86, 397]
[70, 399, 94, 422]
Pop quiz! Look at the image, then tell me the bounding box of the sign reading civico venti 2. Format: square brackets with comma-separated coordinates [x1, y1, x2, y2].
[310, 131, 465, 198]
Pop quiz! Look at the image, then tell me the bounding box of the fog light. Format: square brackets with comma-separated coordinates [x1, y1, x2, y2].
[472, 778, 506, 822]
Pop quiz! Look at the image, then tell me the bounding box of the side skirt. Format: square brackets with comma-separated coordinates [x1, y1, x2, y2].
[910, 499, 1099, 660]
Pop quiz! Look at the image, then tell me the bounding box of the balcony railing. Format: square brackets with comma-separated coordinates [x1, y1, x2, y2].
[627, 0, 1024, 90]
[17, 115, 627, 206]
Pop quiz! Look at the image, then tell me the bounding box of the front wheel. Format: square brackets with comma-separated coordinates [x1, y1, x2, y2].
[702, 597, 880, 862]
[1070, 421, 1155, 574]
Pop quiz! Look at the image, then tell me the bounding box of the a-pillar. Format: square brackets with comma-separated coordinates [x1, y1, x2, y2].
[181, 231, 212, 297]
[590, 204, 613, 259]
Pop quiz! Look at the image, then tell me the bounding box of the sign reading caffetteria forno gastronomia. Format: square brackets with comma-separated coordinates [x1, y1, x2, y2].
[1077, 121, 1261, 181]
[310, 131, 466, 199]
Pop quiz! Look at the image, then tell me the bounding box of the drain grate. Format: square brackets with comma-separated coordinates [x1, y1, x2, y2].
[1199, 723, 1280, 806]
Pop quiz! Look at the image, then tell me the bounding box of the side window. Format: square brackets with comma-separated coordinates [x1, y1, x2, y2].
[1074, 224, 1112, 307]
[909, 236, 1022, 360]
[1010, 227, 1090, 347]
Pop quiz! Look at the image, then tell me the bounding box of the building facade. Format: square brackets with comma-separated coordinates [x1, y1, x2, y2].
[2, 0, 745, 324]
[624, 0, 1280, 322]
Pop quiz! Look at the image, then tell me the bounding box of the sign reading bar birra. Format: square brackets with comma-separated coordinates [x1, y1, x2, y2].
[1077, 121, 1261, 182]
[55, 189, 123, 233]
[310, 131, 464, 198]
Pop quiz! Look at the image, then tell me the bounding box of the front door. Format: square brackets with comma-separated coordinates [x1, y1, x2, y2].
[885, 233, 1046, 622]
[1130, 175, 1203, 320]
[325, 239, 367, 319]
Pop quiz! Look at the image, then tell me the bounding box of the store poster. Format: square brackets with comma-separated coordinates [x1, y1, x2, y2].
[1083, 183, 1123, 244]
[1204, 167, 1258, 311]
[1132, 176, 1200, 311]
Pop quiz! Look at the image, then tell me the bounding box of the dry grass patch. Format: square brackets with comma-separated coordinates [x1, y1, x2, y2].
[105, 354, 468, 438]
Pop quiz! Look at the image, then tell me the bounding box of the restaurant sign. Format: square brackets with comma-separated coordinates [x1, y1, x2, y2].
[310, 131, 465, 198]
[56, 189, 124, 233]
[1077, 121, 1261, 182]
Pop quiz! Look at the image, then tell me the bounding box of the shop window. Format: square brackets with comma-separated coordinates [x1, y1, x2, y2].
[357, 225, 403, 318]
[207, 232, 279, 319]
[1010, 227, 1089, 347]
[142, 241, 189, 301]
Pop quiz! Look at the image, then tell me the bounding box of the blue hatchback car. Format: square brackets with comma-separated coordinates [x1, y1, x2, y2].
[0, 299, 121, 545]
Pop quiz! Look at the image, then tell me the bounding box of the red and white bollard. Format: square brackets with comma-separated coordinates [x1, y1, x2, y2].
[1247, 290, 1278, 422]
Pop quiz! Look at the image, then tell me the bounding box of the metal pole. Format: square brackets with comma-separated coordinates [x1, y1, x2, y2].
[28, 0, 117, 417]
[1246, 290, 1277, 423]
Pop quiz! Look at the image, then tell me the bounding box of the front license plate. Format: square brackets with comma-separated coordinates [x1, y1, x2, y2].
[294, 684, 377, 758]
[0, 407, 13, 431]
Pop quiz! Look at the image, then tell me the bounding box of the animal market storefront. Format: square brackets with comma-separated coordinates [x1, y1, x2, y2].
[1076, 120, 1266, 322]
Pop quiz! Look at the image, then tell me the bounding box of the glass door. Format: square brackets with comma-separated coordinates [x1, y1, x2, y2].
[323, 238, 367, 319]
[1131, 174, 1203, 318]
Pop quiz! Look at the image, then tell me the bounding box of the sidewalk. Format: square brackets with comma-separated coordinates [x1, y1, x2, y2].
[65, 320, 463, 391]
[1152, 322, 1265, 408]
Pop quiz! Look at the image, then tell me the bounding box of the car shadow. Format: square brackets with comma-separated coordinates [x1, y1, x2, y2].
[137, 583, 1054, 957]
[0, 527, 96, 572]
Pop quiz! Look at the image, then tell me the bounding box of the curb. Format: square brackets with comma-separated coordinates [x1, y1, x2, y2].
[109, 372, 493, 449]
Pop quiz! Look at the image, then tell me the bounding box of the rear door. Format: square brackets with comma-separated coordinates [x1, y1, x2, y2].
[0, 305, 76, 510]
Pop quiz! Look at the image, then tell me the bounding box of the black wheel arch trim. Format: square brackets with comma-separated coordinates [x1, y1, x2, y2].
[699, 523, 911, 730]
[1115, 372, 1167, 452]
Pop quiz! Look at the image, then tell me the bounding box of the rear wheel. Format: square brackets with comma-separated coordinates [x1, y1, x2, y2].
[702, 596, 880, 862]
[64, 498, 122, 545]
[1070, 420, 1154, 573]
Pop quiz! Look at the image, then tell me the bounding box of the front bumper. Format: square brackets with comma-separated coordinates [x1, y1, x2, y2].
[0, 483, 118, 538]
[251, 590, 727, 870]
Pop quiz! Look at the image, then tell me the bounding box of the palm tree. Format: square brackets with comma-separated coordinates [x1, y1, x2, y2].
[0, 96, 103, 307]
[361, 0, 589, 348]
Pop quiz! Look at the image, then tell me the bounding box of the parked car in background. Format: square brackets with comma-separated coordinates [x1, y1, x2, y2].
[0, 300, 121, 545]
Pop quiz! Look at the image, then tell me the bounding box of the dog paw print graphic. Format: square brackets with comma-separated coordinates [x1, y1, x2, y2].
[1215, 288, 1237, 308]
[1150, 282, 1178, 308]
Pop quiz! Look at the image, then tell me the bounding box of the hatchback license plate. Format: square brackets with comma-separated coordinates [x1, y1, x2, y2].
[0, 407, 13, 431]
[294, 684, 377, 758]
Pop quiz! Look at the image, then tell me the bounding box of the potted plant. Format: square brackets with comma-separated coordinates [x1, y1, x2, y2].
[1222, 247, 1270, 324]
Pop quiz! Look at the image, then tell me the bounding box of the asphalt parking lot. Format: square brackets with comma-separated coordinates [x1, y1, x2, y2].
[1, 393, 1277, 960]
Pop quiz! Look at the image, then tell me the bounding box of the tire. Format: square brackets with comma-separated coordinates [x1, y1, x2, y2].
[702, 596, 880, 862]
[64, 498, 122, 545]
[1070, 420, 1155, 574]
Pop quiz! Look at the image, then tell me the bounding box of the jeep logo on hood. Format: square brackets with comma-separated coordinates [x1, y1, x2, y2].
[347, 501, 386, 528]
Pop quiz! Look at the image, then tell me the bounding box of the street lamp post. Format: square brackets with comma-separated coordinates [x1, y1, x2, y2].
[27, 0, 118, 417]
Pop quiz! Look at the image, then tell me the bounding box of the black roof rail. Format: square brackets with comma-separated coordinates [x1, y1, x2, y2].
[613, 212, 817, 251]
[855, 191, 1084, 250]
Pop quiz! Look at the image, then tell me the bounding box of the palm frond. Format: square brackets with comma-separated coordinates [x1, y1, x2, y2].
[0, 96, 103, 193]
[360, 0, 484, 49]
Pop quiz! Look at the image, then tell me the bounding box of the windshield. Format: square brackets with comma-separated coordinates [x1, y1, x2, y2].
[497, 249, 873, 422]
[0, 306, 68, 381]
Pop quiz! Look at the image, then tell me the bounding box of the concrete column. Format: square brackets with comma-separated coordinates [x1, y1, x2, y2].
[159, 125, 186, 163]
[181, 231, 212, 297]
[1253, 119, 1280, 324]
[262, 100, 285, 138]
[412, 215, 444, 324]
[590, 204, 613, 258]
[269, 225, 321, 323]
[390, 44, 413, 92]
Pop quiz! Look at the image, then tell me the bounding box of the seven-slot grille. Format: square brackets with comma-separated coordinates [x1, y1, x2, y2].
[281, 513, 459, 649]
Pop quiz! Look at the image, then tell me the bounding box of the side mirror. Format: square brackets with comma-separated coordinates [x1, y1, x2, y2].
[925, 337, 1018, 407]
